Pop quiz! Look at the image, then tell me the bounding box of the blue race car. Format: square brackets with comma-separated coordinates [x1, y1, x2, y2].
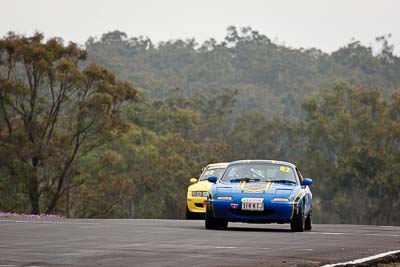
[205, 160, 313, 232]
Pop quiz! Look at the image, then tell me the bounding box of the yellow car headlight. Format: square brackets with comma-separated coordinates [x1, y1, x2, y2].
[192, 191, 208, 197]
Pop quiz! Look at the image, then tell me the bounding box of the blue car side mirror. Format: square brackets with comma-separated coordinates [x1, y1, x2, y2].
[303, 178, 313, 186]
[207, 176, 218, 183]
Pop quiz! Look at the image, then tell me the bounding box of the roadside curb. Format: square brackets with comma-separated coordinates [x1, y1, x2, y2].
[322, 251, 400, 267]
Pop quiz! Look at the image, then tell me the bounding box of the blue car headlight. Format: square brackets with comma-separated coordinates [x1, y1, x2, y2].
[217, 196, 232, 200]
[273, 198, 290, 202]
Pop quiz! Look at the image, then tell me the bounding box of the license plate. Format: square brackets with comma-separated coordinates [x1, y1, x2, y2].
[241, 198, 264, 211]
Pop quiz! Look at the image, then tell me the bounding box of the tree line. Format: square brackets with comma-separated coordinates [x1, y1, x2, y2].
[86, 27, 400, 119]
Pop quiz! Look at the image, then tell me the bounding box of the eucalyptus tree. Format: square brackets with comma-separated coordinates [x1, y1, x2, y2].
[0, 32, 138, 214]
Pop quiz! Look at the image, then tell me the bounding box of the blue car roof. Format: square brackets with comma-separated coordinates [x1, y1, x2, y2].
[227, 160, 297, 168]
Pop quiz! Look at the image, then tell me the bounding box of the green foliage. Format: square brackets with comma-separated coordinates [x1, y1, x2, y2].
[86, 27, 400, 119]
[302, 82, 400, 224]
[0, 32, 138, 214]
[72, 124, 226, 219]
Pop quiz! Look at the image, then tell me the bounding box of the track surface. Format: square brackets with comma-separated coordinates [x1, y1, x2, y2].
[0, 219, 399, 267]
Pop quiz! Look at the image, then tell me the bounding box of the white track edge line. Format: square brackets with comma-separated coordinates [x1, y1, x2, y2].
[321, 250, 400, 267]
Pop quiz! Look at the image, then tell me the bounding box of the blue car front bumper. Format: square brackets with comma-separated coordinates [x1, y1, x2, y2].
[211, 200, 295, 223]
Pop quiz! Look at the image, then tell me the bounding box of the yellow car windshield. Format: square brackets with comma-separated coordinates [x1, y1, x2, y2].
[199, 168, 226, 181]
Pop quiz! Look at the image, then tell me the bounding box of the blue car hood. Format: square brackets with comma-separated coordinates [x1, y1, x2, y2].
[215, 182, 295, 196]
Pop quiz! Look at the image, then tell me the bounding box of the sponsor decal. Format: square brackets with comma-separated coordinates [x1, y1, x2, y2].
[241, 198, 264, 203]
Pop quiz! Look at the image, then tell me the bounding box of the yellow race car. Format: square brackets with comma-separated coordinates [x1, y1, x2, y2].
[186, 162, 229, 219]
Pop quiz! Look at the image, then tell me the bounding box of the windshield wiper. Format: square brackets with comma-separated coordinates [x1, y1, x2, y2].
[271, 180, 296, 184]
[230, 177, 260, 183]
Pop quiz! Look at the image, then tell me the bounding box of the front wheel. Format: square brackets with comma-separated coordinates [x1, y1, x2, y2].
[186, 206, 195, 220]
[305, 209, 312, 231]
[205, 205, 228, 230]
[290, 203, 305, 232]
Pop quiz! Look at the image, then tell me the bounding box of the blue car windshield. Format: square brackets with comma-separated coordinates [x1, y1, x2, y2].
[199, 167, 226, 181]
[221, 163, 297, 184]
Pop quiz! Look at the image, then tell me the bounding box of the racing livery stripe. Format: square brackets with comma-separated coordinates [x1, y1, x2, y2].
[290, 190, 306, 220]
[238, 181, 273, 193]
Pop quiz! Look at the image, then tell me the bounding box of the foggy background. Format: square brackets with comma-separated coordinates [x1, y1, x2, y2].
[1, 0, 399, 53]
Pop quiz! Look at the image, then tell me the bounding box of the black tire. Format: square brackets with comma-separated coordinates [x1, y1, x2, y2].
[290, 203, 305, 232]
[205, 205, 218, 229]
[218, 219, 228, 229]
[186, 206, 195, 220]
[205, 205, 228, 230]
[305, 208, 312, 231]
[186, 205, 205, 220]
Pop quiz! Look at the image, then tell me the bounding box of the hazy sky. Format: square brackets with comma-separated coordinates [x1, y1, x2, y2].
[1, 0, 399, 54]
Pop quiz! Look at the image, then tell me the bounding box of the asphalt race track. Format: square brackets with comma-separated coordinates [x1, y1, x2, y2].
[0, 219, 399, 267]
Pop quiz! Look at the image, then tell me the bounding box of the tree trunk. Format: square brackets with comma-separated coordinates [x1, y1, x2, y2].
[46, 138, 80, 214]
[131, 198, 135, 218]
[28, 175, 40, 214]
[29, 156, 40, 214]
[46, 185, 62, 214]
[66, 177, 71, 218]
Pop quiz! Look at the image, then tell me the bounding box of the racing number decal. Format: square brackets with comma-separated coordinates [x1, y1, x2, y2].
[280, 166, 291, 173]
